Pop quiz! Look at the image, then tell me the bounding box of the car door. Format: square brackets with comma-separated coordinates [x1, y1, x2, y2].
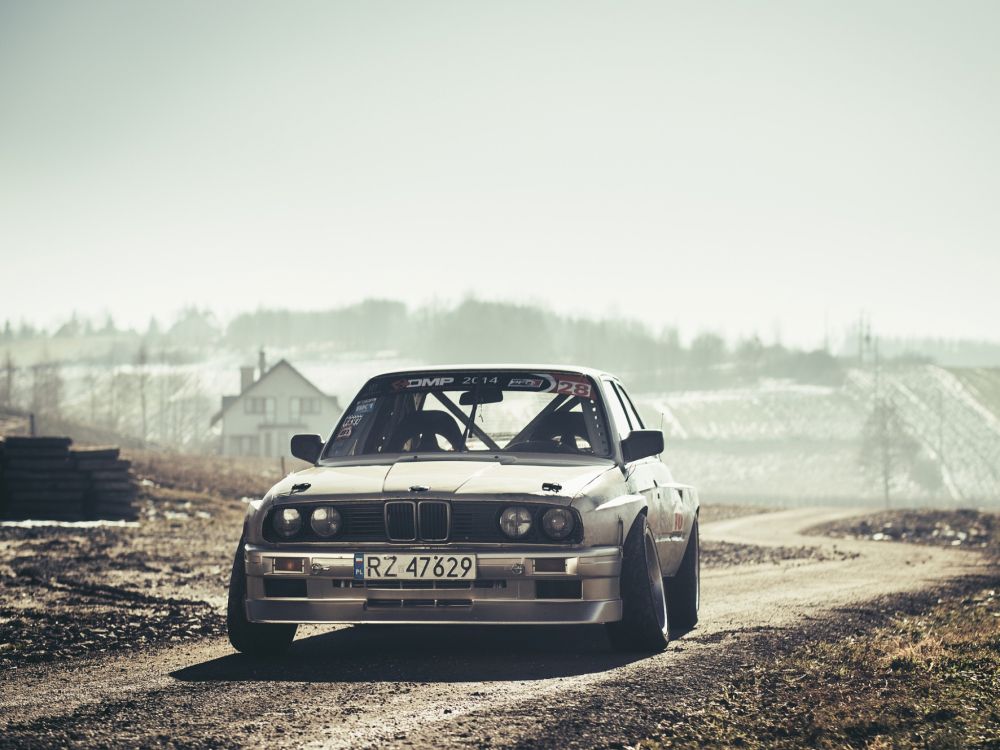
[612, 380, 688, 571]
[602, 379, 664, 547]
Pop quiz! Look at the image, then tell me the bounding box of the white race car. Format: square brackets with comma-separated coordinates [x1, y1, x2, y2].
[227, 365, 699, 654]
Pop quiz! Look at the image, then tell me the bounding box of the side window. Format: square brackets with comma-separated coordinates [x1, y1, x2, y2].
[615, 383, 645, 430]
[601, 380, 632, 439]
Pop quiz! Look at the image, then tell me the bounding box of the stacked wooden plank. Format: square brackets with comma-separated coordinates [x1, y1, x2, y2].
[0, 437, 86, 521]
[0, 437, 137, 521]
[73, 447, 137, 521]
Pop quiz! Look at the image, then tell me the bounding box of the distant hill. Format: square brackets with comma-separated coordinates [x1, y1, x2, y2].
[863, 337, 1000, 367]
[636, 365, 1000, 508]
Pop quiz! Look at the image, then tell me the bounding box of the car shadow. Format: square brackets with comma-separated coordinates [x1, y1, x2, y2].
[171, 624, 649, 683]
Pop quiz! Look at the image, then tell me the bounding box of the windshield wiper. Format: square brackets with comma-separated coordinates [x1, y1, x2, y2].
[393, 453, 517, 464]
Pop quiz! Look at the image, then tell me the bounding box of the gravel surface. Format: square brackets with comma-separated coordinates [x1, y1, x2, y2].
[0, 483, 243, 668]
[0, 495, 817, 670]
[701, 539, 856, 567]
[0, 507, 982, 749]
[811, 508, 999, 553]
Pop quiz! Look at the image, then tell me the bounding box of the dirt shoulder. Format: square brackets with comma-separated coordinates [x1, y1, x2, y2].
[810, 507, 1000, 555]
[630, 508, 1000, 750]
[634, 575, 1000, 750]
[0, 506, 984, 750]
[0, 452, 265, 669]
[0, 486, 237, 668]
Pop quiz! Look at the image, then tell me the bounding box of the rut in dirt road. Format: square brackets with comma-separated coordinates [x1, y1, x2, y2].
[0, 507, 984, 750]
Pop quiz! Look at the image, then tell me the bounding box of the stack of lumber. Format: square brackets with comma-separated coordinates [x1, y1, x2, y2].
[73, 447, 137, 520]
[0, 437, 137, 521]
[0, 437, 86, 520]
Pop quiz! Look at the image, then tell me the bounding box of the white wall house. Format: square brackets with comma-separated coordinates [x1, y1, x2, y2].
[211, 356, 341, 457]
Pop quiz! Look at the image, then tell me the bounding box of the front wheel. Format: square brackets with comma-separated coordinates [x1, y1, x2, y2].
[606, 514, 669, 653]
[226, 538, 297, 655]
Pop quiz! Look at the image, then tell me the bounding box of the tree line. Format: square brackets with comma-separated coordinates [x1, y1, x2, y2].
[2, 299, 846, 391]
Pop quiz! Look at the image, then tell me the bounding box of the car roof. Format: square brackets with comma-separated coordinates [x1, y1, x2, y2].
[373, 363, 620, 380]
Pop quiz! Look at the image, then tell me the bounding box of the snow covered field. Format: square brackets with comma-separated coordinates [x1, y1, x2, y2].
[635, 368, 1000, 508]
[24, 354, 1000, 509]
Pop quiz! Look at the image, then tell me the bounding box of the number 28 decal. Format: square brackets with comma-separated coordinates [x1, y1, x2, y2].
[555, 378, 593, 398]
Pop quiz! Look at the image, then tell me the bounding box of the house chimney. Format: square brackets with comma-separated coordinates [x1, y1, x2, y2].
[240, 366, 254, 393]
[258, 349, 267, 379]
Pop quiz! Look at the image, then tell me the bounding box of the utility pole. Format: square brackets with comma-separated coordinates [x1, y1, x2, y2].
[881, 399, 891, 509]
[874, 337, 890, 508]
[937, 388, 946, 499]
[136, 342, 149, 443]
[874, 336, 881, 401]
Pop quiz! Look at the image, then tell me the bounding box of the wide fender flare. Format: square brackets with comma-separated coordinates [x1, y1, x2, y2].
[579, 493, 648, 547]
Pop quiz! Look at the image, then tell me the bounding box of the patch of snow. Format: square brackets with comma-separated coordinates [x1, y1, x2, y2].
[0, 519, 139, 529]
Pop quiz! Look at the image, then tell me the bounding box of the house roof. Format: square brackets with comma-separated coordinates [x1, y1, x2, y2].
[209, 359, 338, 427]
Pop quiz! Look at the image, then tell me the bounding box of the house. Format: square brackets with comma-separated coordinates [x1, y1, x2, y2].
[211, 353, 341, 457]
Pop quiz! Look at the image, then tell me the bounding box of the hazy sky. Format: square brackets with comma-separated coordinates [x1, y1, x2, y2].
[1, 1, 998, 347]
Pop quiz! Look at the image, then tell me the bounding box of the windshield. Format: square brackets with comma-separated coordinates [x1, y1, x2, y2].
[322, 370, 612, 459]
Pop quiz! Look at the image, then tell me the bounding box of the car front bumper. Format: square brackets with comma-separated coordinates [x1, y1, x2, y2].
[243, 544, 623, 625]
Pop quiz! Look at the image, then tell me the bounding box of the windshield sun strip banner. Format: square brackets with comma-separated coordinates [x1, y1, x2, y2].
[380, 372, 595, 399]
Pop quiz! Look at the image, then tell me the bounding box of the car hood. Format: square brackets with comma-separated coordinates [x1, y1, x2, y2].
[270, 459, 615, 503]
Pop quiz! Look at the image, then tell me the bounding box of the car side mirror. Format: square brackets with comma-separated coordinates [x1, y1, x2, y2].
[621, 429, 664, 463]
[290, 434, 323, 463]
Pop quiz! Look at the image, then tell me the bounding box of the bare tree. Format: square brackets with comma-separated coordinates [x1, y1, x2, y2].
[1, 351, 14, 409]
[106, 369, 121, 431]
[30, 361, 64, 419]
[136, 342, 149, 442]
[83, 368, 100, 424]
[859, 396, 919, 507]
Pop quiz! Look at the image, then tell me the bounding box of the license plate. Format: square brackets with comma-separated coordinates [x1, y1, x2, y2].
[356, 553, 476, 580]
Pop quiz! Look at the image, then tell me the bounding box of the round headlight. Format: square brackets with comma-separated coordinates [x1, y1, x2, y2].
[310, 506, 342, 537]
[272, 507, 302, 537]
[500, 506, 533, 539]
[541, 508, 575, 540]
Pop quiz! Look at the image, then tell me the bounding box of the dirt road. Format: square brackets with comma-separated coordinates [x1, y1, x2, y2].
[0, 507, 985, 749]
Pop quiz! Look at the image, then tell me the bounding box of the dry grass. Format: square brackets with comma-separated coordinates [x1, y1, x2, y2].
[639, 584, 1000, 749]
[124, 448, 309, 500]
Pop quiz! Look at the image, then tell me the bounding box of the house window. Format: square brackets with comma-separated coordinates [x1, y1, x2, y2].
[289, 397, 321, 422]
[245, 396, 276, 423]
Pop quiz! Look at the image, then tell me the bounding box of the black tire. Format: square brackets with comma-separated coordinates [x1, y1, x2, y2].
[606, 513, 669, 653]
[666, 519, 700, 633]
[226, 538, 297, 655]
